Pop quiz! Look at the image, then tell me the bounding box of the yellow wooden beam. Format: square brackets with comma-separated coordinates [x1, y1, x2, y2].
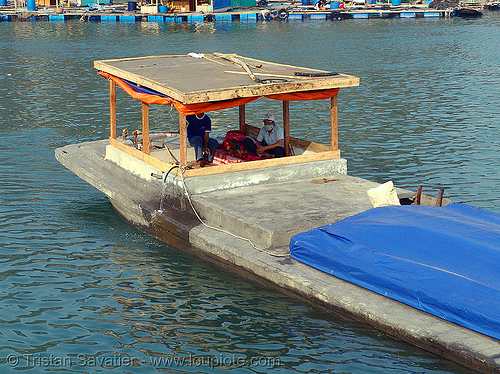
[109, 79, 116, 139]
[182, 150, 340, 178]
[331, 96, 338, 151]
[109, 137, 176, 172]
[142, 102, 150, 155]
[179, 113, 187, 166]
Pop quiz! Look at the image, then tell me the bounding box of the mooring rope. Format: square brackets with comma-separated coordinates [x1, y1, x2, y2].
[167, 166, 290, 258]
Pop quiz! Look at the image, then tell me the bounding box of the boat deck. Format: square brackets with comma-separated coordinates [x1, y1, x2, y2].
[191, 172, 379, 249]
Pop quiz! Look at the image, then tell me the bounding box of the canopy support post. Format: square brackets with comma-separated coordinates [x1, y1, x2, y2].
[239, 104, 246, 133]
[109, 79, 116, 140]
[330, 96, 338, 151]
[179, 114, 187, 166]
[142, 102, 150, 155]
[283, 101, 290, 156]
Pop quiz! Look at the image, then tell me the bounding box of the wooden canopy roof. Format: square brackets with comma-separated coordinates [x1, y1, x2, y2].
[94, 54, 360, 105]
[96, 53, 360, 176]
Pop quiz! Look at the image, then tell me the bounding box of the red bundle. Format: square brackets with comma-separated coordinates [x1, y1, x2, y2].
[221, 131, 261, 161]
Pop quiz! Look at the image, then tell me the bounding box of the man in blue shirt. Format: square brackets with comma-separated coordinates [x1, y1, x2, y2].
[256, 114, 286, 158]
[186, 112, 219, 167]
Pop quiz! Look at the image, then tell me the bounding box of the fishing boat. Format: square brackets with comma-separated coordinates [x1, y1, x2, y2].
[55, 53, 500, 374]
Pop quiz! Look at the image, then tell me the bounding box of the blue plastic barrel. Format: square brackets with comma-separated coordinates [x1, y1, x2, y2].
[0, 0, 7, 6]
[301, 0, 311, 5]
[330, 1, 340, 8]
[158, 5, 168, 12]
[127, 1, 137, 11]
[27, 0, 36, 10]
[391, 0, 401, 5]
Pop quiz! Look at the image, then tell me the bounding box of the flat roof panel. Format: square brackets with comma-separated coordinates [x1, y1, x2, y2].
[94, 54, 360, 104]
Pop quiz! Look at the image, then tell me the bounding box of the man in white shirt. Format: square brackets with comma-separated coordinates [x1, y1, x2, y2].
[256, 114, 286, 158]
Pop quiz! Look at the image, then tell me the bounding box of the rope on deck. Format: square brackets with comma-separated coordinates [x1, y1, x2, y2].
[176, 166, 290, 258]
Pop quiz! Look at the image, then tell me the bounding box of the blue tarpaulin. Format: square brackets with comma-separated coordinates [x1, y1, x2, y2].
[290, 203, 500, 340]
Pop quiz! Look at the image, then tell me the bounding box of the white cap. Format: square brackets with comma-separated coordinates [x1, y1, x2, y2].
[263, 114, 275, 122]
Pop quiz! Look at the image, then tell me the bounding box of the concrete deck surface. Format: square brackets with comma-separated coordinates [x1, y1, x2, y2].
[55, 139, 500, 373]
[192, 174, 378, 248]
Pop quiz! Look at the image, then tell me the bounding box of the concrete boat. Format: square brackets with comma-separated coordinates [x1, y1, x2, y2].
[55, 54, 500, 373]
